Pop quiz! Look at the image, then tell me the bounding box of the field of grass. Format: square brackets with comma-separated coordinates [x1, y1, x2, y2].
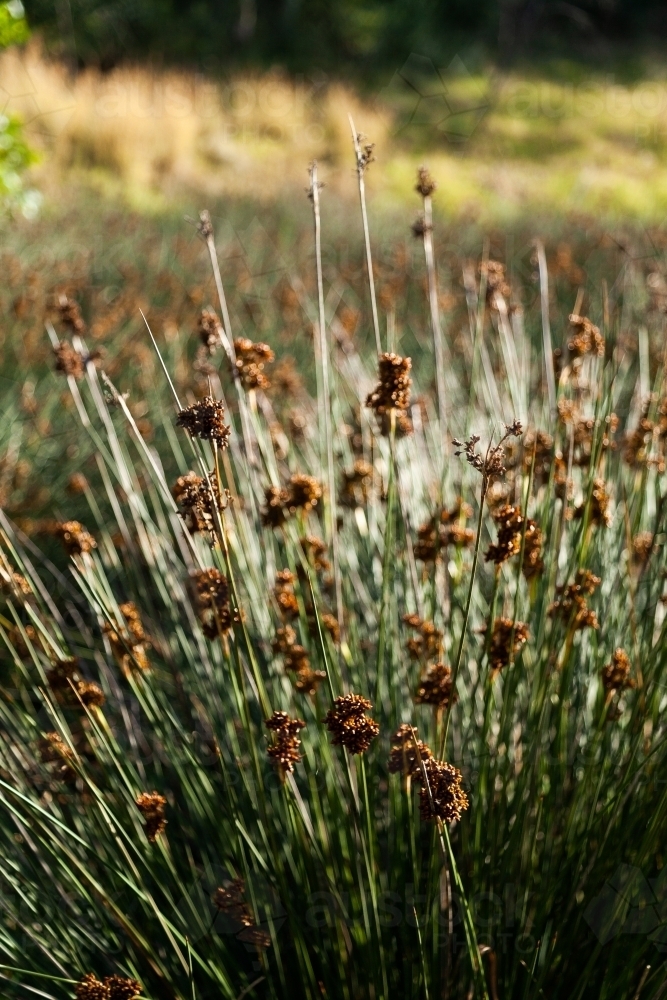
[2, 44, 667, 1000]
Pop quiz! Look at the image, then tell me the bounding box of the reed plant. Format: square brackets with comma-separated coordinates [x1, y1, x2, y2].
[1, 140, 667, 1000]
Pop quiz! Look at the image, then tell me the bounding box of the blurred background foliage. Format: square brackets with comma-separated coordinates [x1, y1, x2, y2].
[21, 0, 667, 75]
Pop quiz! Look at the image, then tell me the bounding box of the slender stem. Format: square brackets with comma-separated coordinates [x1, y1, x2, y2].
[421, 194, 446, 434]
[349, 118, 382, 356]
[309, 162, 343, 632]
[441, 475, 487, 755]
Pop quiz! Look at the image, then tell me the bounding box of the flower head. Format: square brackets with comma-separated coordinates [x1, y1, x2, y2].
[176, 396, 230, 445]
[366, 353, 412, 415]
[325, 693, 379, 755]
[233, 338, 275, 390]
[135, 791, 167, 842]
[54, 521, 96, 556]
[568, 314, 604, 358]
[418, 758, 469, 824]
[388, 724, 433, 777]
[602, 648, 635, 693]
[488, 618, 530, 673]
[265, 711, 306, 778]
[414, 662, 456, 708]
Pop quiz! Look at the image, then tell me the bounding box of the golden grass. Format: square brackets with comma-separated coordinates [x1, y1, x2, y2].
[5, 44, 667, 220]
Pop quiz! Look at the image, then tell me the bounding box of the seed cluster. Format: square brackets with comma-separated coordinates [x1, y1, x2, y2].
[574, 477, 612, 527]
[485, 504, 544, 580]
[135, 791, 167, 842]
[172, 471, 223, 535]
[274, 569, 299, 619]
[414, 500, 475, 562]
[47, 657, 105, 709]
[75, 974, 142, 1000]
[602, 648, 635, 693]
[488, 618, 530, 673]
[403, 614, 443, 661]
[265, 710, 306, 778]
[480, 259, 511, 304]
[190, 568, 234, 638]
[366, 353, 412, 415]
[104, 601, 151, 671]
[388, 724, 433, 777]
[261, 475, 323, 527]
[340, 459, 373, 508]
[54, 520, 97, 556]
[176, 396, 230, 444]
[414, 662, 456, 708]
[325, 694, 379, 755]
[233, 337, 275, 390]
[39, 731, 76, 784]
[198, 308, 222, 352]
[54, 340, 85, 379]
[419, 758, 469, 824]
[415, 166, 436, 198]
[56, 293, 86, 334]
[568, 314, 605, 358]
[549, 570, 600, 631]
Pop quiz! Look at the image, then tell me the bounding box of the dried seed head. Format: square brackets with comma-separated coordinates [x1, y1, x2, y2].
[54, 340, 85, 379]
[415, 166, 436, 198]
[198, 209, 214, 239]
[272, 624, 297, 654]
[574, 478, 612, 527]
[414, 662, 456, 708]
[135, 791, 167, 842]
[265, 711, 306, 777]
[549, 571, 601, 630]
[67, 472, 88, 495]
[284, 644, 310, 673]
[489, 618, 530, 673]
[262, 485, 290, 527]
[56, 294, 85, 335]
[485, 504, 523, 565]
[75, 974, 109, 1000]
[388, 725, 433, 777]
[288, 474, 322, 513]
[366, 353, 412, 415]
[39, 731, 76, 783]
[632, 531, 654, 565]
[176, 396, 230, 445]
[325, 693, 379, 755]
[190, 568, 234, 637]
[568, 314, 605, 358]
[602, 648, 635, 693]
[356, 133, 375, 172]
[480, 260, 511, 304]
[419, 758, 469, 824]
[233, 337, 275, 390]
[340, 459, 373, 508]
[320, 613, 340, 645]
[103, 976, 143, 1000]
[522, 429, 554, 482]
[294, 667, 326, 695]
[301, 535, 331, 573]
[172, 471, 222, 535]
[54, 521, 97, 556]
[411, 215, 432, 238]
[198, 308, 222, 353]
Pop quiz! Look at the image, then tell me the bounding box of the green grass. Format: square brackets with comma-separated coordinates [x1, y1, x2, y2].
[0, 169, 666, 1000]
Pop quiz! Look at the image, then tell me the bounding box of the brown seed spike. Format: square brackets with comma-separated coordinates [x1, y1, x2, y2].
[418, 758, 469, 824]
[54, 521, 97, 556]
[366, 353, 412, 415]
[414, 662, 456, 708]
[135, 791, 167, 842]
[54, 340, 85, 379]
[103, 976, 143, 1000]
[75, 974, 110, 1000]
[415, 166, 437, 198]
[388, 725, 433, 777]
[324, 693, 379, 755]
[176, 396, 230, 445]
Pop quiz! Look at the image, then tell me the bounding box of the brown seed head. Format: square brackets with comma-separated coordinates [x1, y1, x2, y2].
[325, 693, 379, 755]
[265, 711, 306, 776]
[602, 648, 635, 693]
[568, 314, 605, 358]
[135, 791, 167, 842]
[262, 485, 290, 527]
[75, 974, 109, 1000]
[54, 340, 85, 379]
[340, 459, 373, 508]
[366, 353, 412, 414]
[176, 396, 230, 445]
[54, 521, 96, 556]
[56, 294, 86, 335]
[103, 976, 143, 1000]
[198, 308, 222, 353]
[489, 618, 530, 673]
[549, 571, 600, 630]
[288, 474, 322, 513]
[301, 535, 331, 573]
[388, 724, 433, 777]
[294, 667, 326, 695]
[233, 337, 275, 390]
[190, 568, 234, 636]
[414, 662, 456, 708]
[415, 166, 436, 198]
[632, 531, 654, 565]
[418, 758, 469, 824]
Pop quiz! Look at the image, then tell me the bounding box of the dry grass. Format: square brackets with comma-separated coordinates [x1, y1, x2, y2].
[5, 46, 667, 220]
